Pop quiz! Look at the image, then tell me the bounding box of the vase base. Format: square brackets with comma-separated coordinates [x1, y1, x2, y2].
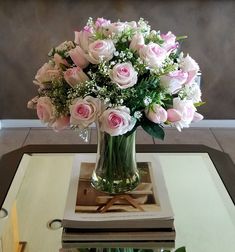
[91, 172, 140, 195]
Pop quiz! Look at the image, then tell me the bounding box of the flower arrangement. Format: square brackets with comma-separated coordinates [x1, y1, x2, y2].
[28, 17, 204, 140]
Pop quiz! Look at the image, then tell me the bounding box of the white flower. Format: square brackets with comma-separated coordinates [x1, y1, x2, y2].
[55, 41, 74, 52]
[143, 97, 152, 106]
[134, 111, 142, 119]
[184, 84, 202, 103]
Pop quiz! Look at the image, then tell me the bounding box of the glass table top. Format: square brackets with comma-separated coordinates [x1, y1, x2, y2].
[0, 145, 235, 252]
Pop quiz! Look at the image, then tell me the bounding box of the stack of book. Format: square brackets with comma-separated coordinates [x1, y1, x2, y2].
[61, 154, 175, 249]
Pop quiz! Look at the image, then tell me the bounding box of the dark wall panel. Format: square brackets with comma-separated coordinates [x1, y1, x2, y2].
[0, 0, 235, 119]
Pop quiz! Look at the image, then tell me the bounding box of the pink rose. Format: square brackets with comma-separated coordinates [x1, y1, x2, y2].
[36, 97, 54, 123]
[86, 39, 115, 64]
[127, 21, 137, 29]
[109, 62, 138, 89]
[54, 53, 69, 68]
[34, 61, 61, 85]
[106, 22, 126, 36]
[167, 109, 182, 122]
[180, 54, 200, 85]
[139, 42, 168, 68]
[52, 116, 70, 132]
[192, 112, 203, 122]
[129, 33, 145, 52]
[145, 104, 167, 124]
[95, 18, 111, 37]
[160, 70, 188, 94]
[64, 67, 89, 87]
[74, 26, 94, 52]
[99, 107, 136, 136]
[69, 46, 89, 69]
[161, 32, 178, 52]
[27, 96, 39, 109]
[167, 98, 196, 131]
[95, 17, 111, 28]
[70, 96, 102, 128]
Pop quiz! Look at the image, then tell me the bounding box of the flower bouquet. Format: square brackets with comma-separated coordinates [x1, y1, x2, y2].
[28, 17, 204, 194]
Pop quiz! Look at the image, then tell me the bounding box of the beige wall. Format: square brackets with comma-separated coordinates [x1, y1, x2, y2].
[0, 0, 235, 119]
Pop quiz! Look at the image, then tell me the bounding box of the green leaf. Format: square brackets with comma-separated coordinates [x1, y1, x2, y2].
[59, 63, 68, 71]
[141, 119, 165, 140]
[48, 47, 55, 57]
[175, 247, 186, 252]
[194, 101, 206, 107]
[176, 35, 188, 41]
[162, 247, 186, 252]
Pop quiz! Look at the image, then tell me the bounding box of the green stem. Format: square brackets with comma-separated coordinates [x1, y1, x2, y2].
[91, 130, 140, 194]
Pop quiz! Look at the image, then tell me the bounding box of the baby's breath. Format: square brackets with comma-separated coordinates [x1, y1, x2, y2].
[86, 17, 94, 27]
[137, 18, 151, 36]
[134, 111, 142, 120]
[143, 96, 152, 106]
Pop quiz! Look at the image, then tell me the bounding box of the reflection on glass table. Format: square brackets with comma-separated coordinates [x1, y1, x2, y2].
[0, 145, 235, 252]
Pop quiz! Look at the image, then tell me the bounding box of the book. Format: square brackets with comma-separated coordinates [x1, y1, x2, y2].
[62, 228, 176, 242]
[60, 241, 175, 250]
[62, 153, 174, 231]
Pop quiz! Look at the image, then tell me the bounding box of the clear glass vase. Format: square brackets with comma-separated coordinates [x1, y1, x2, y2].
[91, 128, 140, 194]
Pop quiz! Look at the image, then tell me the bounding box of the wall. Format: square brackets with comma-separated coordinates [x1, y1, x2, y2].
[0, 0, 235, 119]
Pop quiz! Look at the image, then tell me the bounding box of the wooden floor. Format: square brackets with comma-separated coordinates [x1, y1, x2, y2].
[0, 127, 235, 164]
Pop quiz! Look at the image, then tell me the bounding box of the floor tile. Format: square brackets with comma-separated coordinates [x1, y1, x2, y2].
[211, 128, 235, 163]
[0, 128, 30, 157]
[153, 128, 222, 151]
[24, 128, 90, 145]
[90, 129, 154, 144]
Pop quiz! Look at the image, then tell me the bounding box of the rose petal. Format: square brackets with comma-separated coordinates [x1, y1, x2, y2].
[192, 112, 204, 122]
[167, 109, 182, 122]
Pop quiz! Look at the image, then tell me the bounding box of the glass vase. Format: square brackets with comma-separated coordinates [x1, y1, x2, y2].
[91, 128, 140, 194]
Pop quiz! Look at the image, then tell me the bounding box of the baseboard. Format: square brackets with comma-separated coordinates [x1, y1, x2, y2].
[1, 119, 235, 129]
[0, 120, 44, 129]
